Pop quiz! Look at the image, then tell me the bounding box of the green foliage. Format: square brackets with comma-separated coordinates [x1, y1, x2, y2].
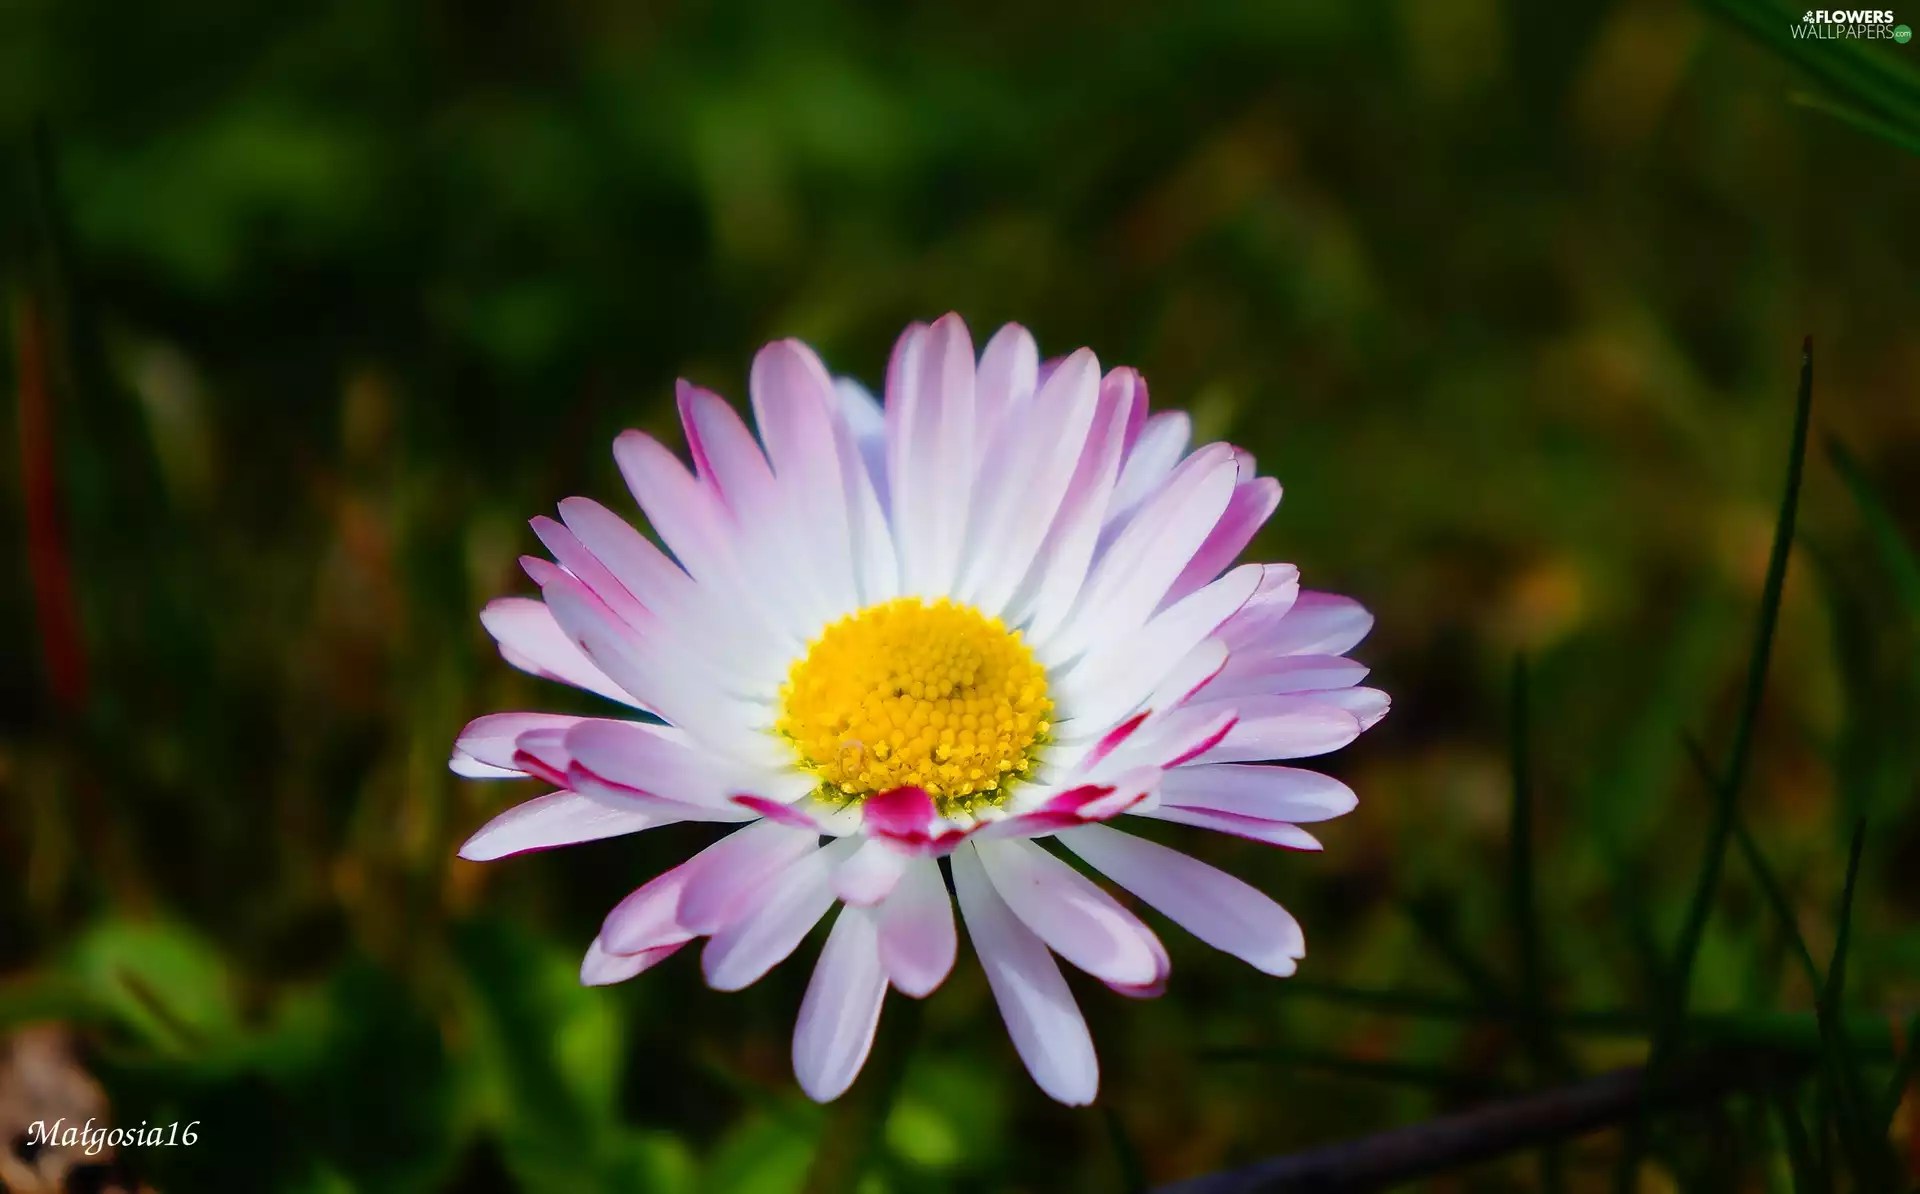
[1707, 0, 1920, 152]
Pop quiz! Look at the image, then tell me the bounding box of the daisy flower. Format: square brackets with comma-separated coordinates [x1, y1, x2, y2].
[451, 314, 1386, 1106]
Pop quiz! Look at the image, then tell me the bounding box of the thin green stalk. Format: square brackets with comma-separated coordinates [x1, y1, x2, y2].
[1817, 821, 1896, 1192]
[1619, 338, 1813, 1194]
[1201, 1045, 1513, 1097]
[1682, 736, 1823, 994]
[1666, 337, 1813, 1037]
[1770, 1082, 1825, 1194]
[1403, 894, 1515, 1018]
[1828, 438, 1920, 614]
[1101, 1103, 1150, 1194]
[1510, 656, 1568, 1190]
[1877, 1012, 1919, 1132]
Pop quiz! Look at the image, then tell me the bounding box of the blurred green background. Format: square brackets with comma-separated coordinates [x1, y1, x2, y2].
[2, 0, 1918, 1191]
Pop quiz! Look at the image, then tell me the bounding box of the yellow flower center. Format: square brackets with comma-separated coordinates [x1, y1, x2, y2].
[776, 597, 1053, 816]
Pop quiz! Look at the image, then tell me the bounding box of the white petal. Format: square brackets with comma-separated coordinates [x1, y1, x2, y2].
[834, 377, 890, 514]
[951, 844, 1099, 1105]
[565, 763, 759, 826]
[1156, 764, 1358, 823]
[480, 598, 641, 708]
[1163, 473, 1282, 606]
[792, 906, 888, 1102]
[751, 339, 861, 621]
[1203, 653, 1371, 702]
[1096, 705, 1238, 776]
[1104, 410, 1190, 536]
[449, 752, 524, 779]
[1139, 638, 1231, 714]
[957, 349, 1103, 616]
[828, 379, 901, 606]
[876, 858, 956, 997]
[601, 855, 705, 953]
[675, 820, 822, 934]
[1055, 563, 1260, 730]
[1190, 696, 1362, 763]
[886, 315, 977, 596]
[701, 839, 847, 991]
[531, 514, 652, 630]
[973, 322, 1039, 463]
[1313, 685, 1391, 730]
[1001, 365, 1132, 638]
[565, 719, 804, 811]
[454, 711, 585, 773]
[613, 429, 813, 643]
[1041, 443, 1239, 667]
[1129, 804, 1325, 850]
[834, 839, 910, 906]
[558, 495, 787, 687]
[581, 935, 685, 986]
[1057, 823, 1303, 975]
[975, 838, 1164, 988]
[1218, 564, 1304, 649]
[1258, 591, 1376, 656]
[538, 569, 788, 769]
[458, 791, 666, 861]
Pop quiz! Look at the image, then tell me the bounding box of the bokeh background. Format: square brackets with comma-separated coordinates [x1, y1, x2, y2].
[2, 0, 1917, 1191]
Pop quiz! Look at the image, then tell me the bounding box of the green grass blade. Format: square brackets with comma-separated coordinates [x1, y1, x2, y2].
[1618, 340, 1812, 1194]
[1769, 1082, 1825, 1194]
[1789, 92, 1920, 156]
[1682, 735, 1824, 995]
[1827, 438, 1920, 617]
[1692, 738, 1884, 1189]
[1508, 657, 1548, 1048]
[1823, 822, 1864, 1015]
[1101, 1103, 1150, 1194]
[1199, 1045, 1512, 1098]
[1705, 0, 1920, 142]
[1815, 821, 1897, 1192]
[1666, 338, 1813, 1030]
[1508, 659, 1571, 1192]
[1878, 1013, 1919, 1133]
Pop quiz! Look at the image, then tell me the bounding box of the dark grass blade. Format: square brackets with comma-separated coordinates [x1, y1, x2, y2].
[1682, 735, 1824, 995]
[1827, 438, 1920, 616]
[1157, 1052, 1807, 1194]
[1878, 1013, 1919, 1133]
[1704, 0, 1920, 150]
[1810, 443, 1920, 852]
[1790, 92, 1920, 156]
[1261, 982, 1898, 1058]
[1769, 1083, 1825, 1194]
[1271, 980, 1633, 1032]
[1815, 820, 1899, 1192]
[1822, 822, 1864, 1024]
[1712, 791, 1876, 1191]
[1403, 893, 1513, 1018]
[1200, 1046, 1513, 1099]
[1508, 657, 1542, 1013]
[1618, 339, 1813, 1194]
[1507, 658, 1559, 1066]
[1401, 889, 1585, 1081]
[1103, 1103, 1151, 1194]
[1509, 656, 1569, 1190]
[1665, 336, 1813, 1035]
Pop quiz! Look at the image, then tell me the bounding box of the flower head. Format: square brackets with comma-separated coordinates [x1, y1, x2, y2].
[452, 314, 1386, 1105]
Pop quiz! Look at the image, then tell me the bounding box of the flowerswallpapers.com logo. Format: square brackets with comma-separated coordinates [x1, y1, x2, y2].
[1794, 8, 1912, 38]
